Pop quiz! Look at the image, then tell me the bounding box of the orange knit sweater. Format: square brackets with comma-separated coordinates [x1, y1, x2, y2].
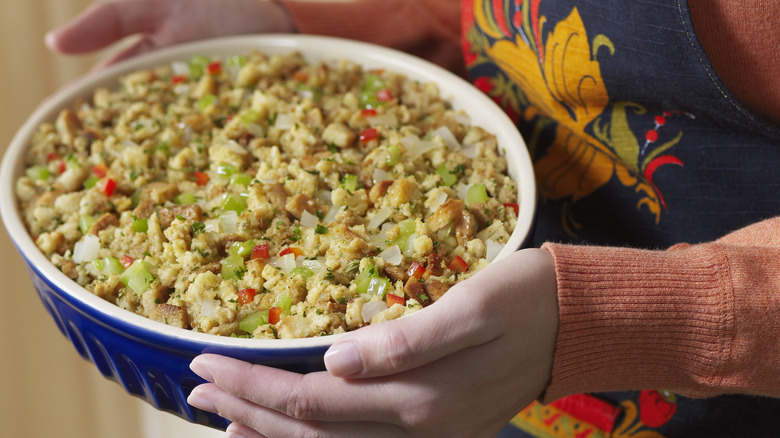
[279, 0, 780, 402]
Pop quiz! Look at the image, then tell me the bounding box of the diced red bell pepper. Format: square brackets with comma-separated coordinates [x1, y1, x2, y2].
[206, 61, 222, 75]
[361, 108, 377, 118]
[46, 153, 67, 173]
[448, 255, 469, 273]
[503, 203, 519, 216]
[293, 71, 309, 82]
[375, 88, 393, 102]
[251, 243, 270, 260]
[406, 261, 425, 280]
[237, 288, 257, 305]
[171, 75, 187, 84]
[92, 162, 108, 178]
[119, 255, 135, 269]
[193, 171, 210, 186]
[360, 127, 378, 143]
[100, 177, 117, 196]
[279, 247, 304, 258]
[386, 293, 405, 307]
[268, 306, 283, 325]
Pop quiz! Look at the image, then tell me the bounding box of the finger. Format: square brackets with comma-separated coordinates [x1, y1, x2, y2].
[46, 1, 165, 54]
[191, 354, 407, 423]
[88, 36, 158, 71]
[189, 382, 403, 438]
[325, 253, 526, 378]
[225, 422, 266, 438]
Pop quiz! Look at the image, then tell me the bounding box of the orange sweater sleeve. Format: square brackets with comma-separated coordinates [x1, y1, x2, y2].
[276, 0, 465, 74]
[540, 217, 780, 403]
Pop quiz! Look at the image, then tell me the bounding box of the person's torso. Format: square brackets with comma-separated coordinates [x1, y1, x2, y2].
[460, 0, 780, 436]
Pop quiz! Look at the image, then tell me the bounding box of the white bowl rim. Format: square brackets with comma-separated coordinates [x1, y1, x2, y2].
[0, 34, 536, 351]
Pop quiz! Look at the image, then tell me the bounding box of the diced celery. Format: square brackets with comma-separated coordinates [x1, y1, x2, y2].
[26, 166, 50, 181]
[229, 240, 256, 258]
[341, 174, 359, 193]
[189, 54, 211, 78]
[227, 55, 246, 68]
[386, 144, 402, 166]
[435, 164, 458, 187]
[239, 310, 269, 333]
[221, 253, 246, 280]
[79, 215, 95, 235]
[175, 192, 197, 205]
[230, 173, 252, 186]
[197, 93, 216, 110]
[359, 73, 389, 109]
[239, 109, 260, 125]
[273, 292, 293, 314]
[362, 73, 386, 92]
[296, 83, 323, 101]
[83, 175, 99, 189]
[131, 217, 148, 233]
[103, 256, 125, 275]
[93, 256, 125, 275]
[221, 193, 246, 213]
[290, 266, 314, 280]
[367, 276, 390, 298]
[216, 163, 237, 176]
[120, 260, 154, 293]
[466, 183, 488, 207]
[91, 258, 105, 273]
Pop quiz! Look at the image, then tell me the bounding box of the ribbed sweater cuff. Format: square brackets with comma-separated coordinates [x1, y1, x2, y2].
[540, 242, 734, 403]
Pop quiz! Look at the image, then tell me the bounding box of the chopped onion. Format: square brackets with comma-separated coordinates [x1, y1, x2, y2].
[297, 88, 315, 100]
[302, 258, 326, 275]
[372, 168, 393, 184]
[367, 113, 398, 127]
[246, 122, 264, 138]
[454, 113, 471, 125]
[316, 189, 332, 206]
[486, 239, 505, 262]
[460, 143, 479, 159]
[204, 219, 221, 233]
[273, 253, 296, 273]
[368, 207, 393, 230]
[401, 135, 438, 161]
[428, 191, 448, 212]
[369, 222, 394, 248]
[362, 300, 388, 323]
[73, 234, 100, 263]
[433, 126, 460, 150]
[300, 210, 319, 228]
[379, 245, 403, 265]
[219, 210, 239, 234]
[456, 183, 472, 201]
[403, 233, 417, 257]
[224, 139, 247, 155]
[274, 113, 296, 130]
[323, 205, 339, 224]
[171, 61, 189, 76]
[200, 299, 220, 318]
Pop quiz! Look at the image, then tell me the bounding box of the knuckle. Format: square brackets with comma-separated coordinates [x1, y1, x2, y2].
[379, 326, 414, 371]
[284, 386, 321, 420]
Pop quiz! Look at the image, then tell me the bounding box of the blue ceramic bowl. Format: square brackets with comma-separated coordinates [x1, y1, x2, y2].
[0, 35, 536, 429]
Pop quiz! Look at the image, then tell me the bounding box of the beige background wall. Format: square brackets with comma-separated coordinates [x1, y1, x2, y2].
[0, 1, 222, 437]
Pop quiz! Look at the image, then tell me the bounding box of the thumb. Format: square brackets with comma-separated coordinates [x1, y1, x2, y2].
[323, 276, 504, 379]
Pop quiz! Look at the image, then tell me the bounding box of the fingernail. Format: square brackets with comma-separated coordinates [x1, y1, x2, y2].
[187, 388, 217, 413]
[324, 342, 363, 377]
[190, 357, 215, 382]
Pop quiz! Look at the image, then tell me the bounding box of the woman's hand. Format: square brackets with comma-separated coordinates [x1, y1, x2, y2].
[46, 0, 295, 68]
[187, 248, 559, 438]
